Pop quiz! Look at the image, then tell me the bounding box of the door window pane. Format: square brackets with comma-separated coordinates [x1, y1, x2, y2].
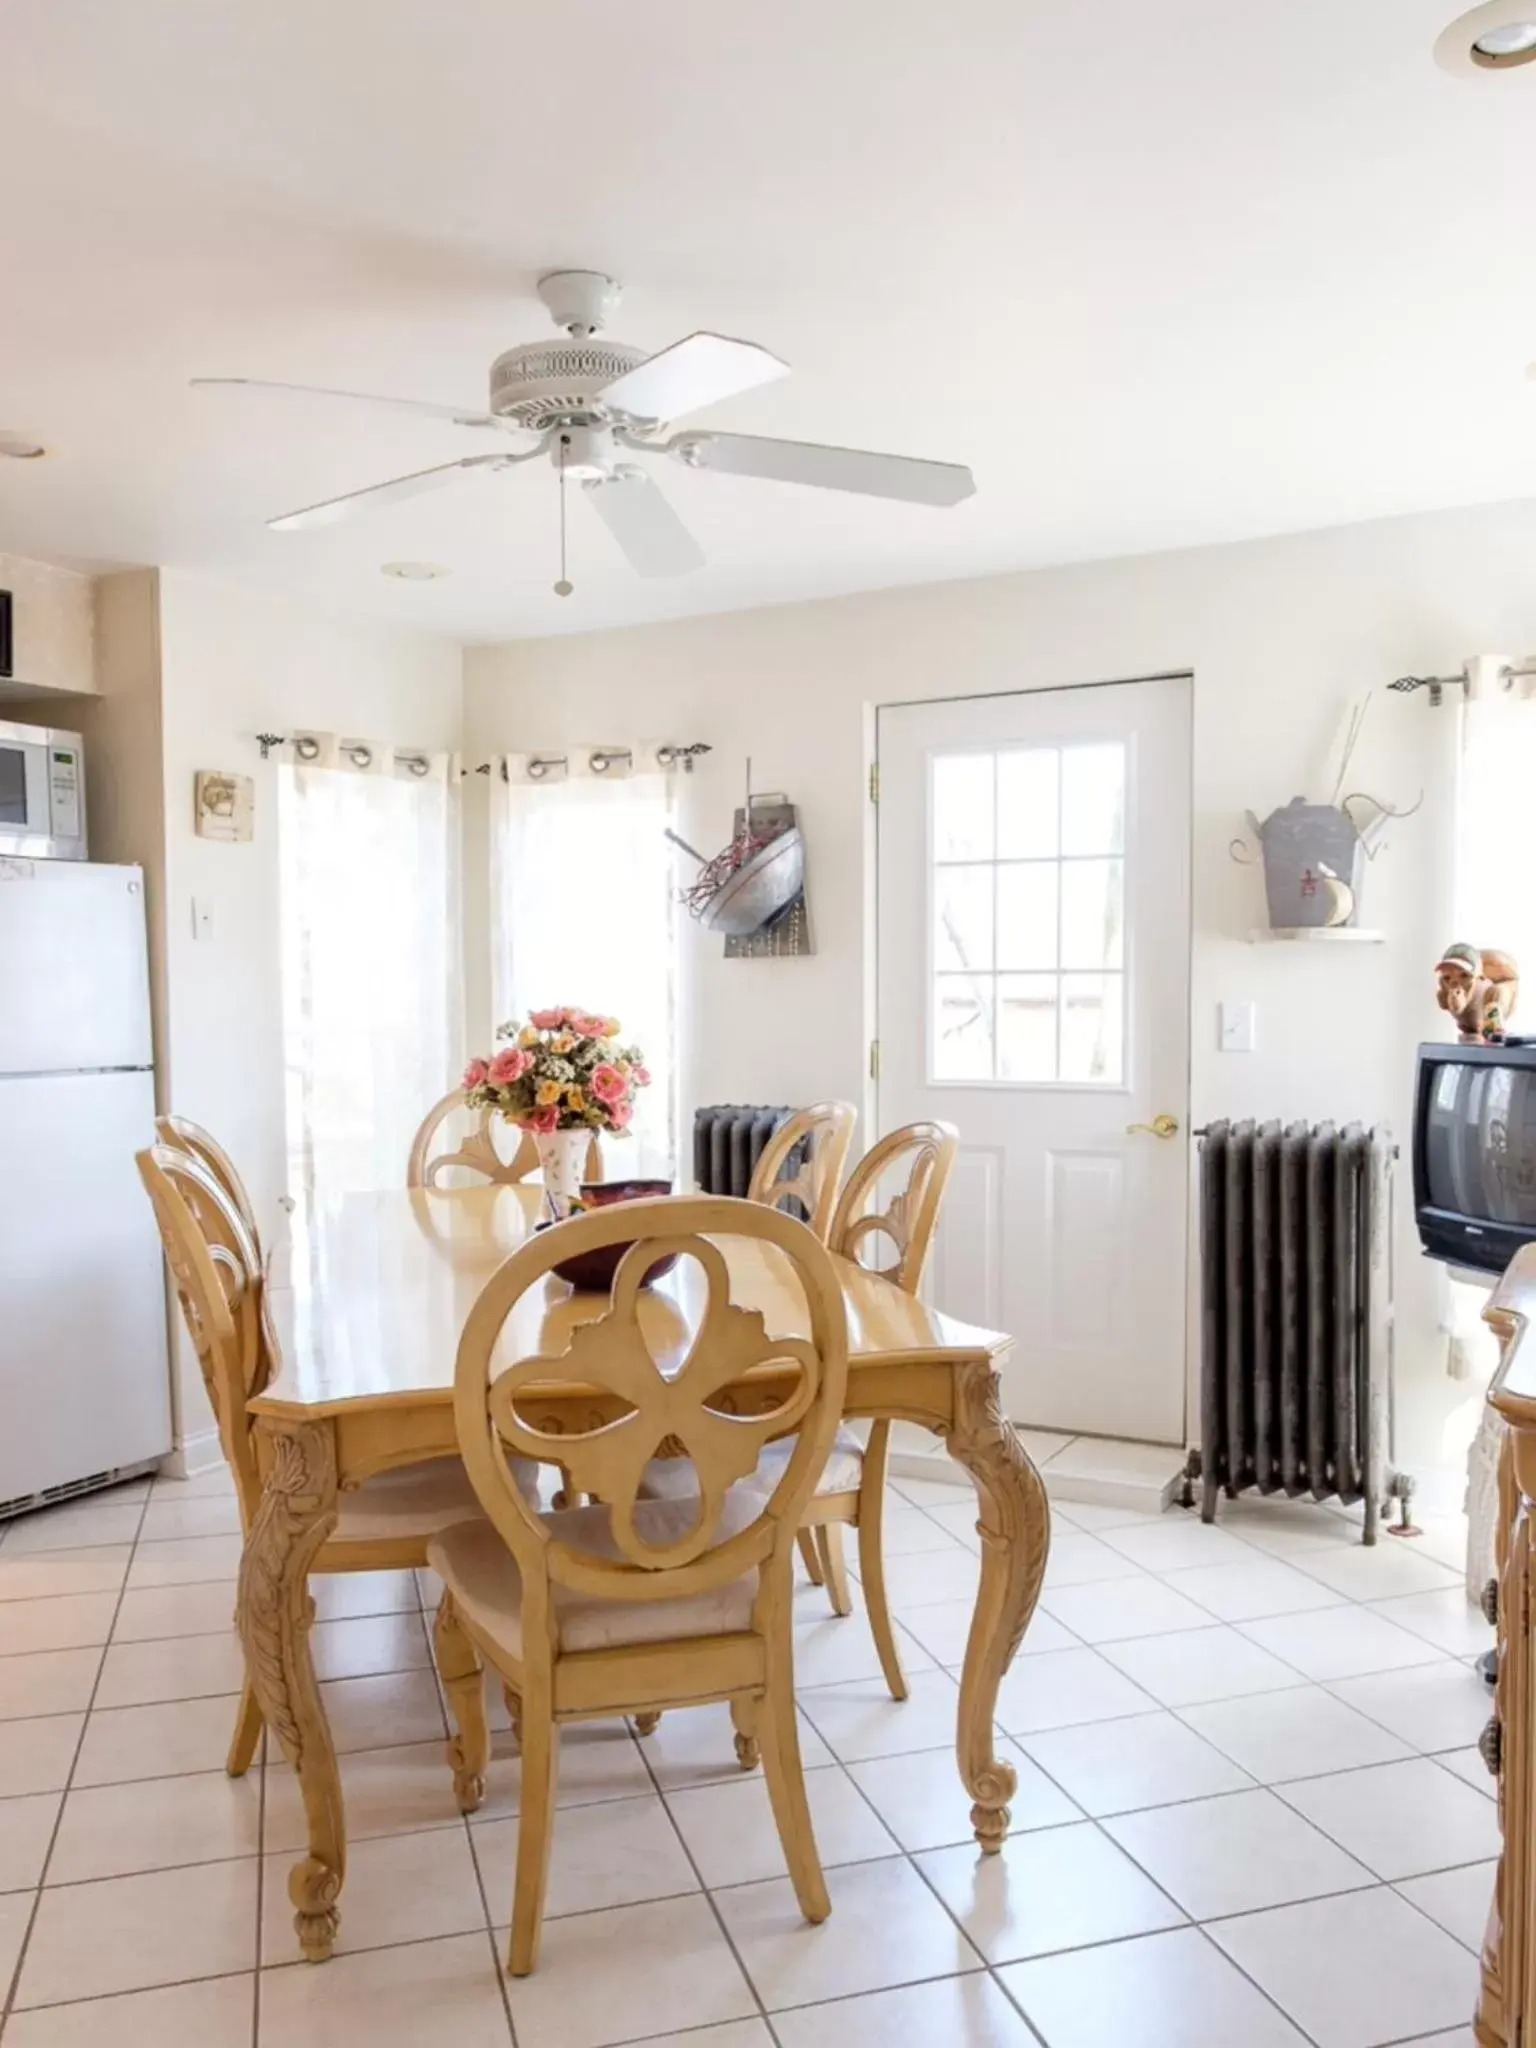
[997, 864, 1058, 969]
[997, 749, 1059, 859]
[997, 975, 1059, 1082]
[1060, 858, 1124, 970]
[925, 739, 1128, 1086]
[934, 865, 994, 973]
[933, 976, 994, 1079]
[1061, 744, 1125, 856]
[932, 753, 995, 861]
[1060, 973, 1124, 1084]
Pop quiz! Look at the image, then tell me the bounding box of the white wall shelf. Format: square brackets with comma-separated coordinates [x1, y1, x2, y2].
[1248, 926, 1385, 945]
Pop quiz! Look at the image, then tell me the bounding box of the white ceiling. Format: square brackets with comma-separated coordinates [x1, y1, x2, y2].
[2, 0, 1534, 641]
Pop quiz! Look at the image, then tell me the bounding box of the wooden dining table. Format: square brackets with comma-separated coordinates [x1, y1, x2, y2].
[240, 1184, 1051, 1961]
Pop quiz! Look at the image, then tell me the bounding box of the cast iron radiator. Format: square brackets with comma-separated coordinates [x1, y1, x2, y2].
[1195, 1120, 1406, 1544]
[692, 1105, 795, 1199]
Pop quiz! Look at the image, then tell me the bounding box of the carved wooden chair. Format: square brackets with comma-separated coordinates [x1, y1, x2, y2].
[429, 1193, 849, 1975]
[407, 1087, 604, 1191]
[155, 1114, 262, 1255]
[650, 1115, 958, 1695]
[745, 1100, 857, 1240]
[137, 1141, 531, 1780]
[786, 1121, 960, 1690]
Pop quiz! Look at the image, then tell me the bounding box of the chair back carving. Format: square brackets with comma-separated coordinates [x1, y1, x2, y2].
[745, 1101, 857, 1243]
[154, 1115, 261, 1253]
[454, 1195, 848, 1631]
[137, 1143, 271, 1523]
[829, 1121, 959, 1296]
[407, 1087, 604, 1191]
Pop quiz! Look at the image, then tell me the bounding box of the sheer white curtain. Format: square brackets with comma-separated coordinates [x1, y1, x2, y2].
[1445, 655, 1536, 1380]
[490, 749, 678, 1176]
[279, 738, 462, 1215]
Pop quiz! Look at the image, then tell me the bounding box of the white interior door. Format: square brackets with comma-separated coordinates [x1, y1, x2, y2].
[876, 675, 1192, 1442]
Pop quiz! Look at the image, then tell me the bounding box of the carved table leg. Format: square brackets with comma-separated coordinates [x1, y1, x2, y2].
[944, 1362, 1051, 1852]
[236, 1417, 345, 1961]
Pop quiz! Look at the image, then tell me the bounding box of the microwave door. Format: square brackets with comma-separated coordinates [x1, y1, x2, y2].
[0, 746, 25, 828]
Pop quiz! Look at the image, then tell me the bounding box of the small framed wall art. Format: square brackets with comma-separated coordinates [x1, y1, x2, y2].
[194, 770, 254, 843]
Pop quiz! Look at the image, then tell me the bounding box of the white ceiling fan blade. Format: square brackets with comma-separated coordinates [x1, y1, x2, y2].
[668, 430, 975, 507]
[599, 333, 788, 423]
[584, 470, 705, 577]
[193, 376, 510, 432]
[268, 452, 516, 532]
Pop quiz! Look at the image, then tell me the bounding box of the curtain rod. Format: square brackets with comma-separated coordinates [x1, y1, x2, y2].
[254, 732, 431, 773]
[470, 742, 712, 780]
[1389, 660, 1536, 707]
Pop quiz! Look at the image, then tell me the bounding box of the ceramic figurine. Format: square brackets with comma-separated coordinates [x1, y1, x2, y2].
[1436, 943, 1520, 1045]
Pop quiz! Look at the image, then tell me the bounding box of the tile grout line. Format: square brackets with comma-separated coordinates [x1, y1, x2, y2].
[0, 1479, 157, 2033]
[404, 1577, 522, 2048]
[628, 1711, 789, 2048]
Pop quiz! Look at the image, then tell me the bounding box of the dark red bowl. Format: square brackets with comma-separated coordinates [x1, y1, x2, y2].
[580, 1178, 674, 1207]
[540, 1179, 678, 1292]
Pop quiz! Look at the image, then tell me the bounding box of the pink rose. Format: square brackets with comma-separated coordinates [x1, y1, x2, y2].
[524, 1104, 560, 1134]
[488, 1047, 527, 1086]
[631, 1066, 652, 1088]
[528, 1008, 566, 1031]
[610, 1100, 633, 1131]
[462, 1058, 489, 1089]
[589, 1063, 627, 1104]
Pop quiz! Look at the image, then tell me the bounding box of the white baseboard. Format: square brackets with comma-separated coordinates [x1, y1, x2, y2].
[891, 1442, 1183, 1515]
[157, 1425, 225, 1482]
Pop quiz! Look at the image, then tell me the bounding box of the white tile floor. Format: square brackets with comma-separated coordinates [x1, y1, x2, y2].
[0, 1464, 1493, 2048]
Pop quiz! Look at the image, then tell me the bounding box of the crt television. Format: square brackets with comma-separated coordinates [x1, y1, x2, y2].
[1414, 1040, 1536, 1274]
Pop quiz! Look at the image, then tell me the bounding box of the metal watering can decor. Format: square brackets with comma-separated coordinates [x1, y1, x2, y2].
[1243, 798, 1366, 929]
[1230, 696, 1421, 931]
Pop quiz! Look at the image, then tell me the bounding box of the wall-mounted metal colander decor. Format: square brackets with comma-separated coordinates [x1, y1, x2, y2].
[666, 759, 813, 957]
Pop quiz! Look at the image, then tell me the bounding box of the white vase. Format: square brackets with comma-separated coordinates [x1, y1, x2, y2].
[534, 1127, 589, 1222]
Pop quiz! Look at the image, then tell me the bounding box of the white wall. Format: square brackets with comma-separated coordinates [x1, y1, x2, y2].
[464, 494, 1536, 1474]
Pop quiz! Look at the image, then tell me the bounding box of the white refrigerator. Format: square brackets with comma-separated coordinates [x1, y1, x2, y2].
[0, 859, 172, 1512]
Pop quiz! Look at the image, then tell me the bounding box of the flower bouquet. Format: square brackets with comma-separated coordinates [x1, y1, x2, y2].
[462, 1007, 651, 1220]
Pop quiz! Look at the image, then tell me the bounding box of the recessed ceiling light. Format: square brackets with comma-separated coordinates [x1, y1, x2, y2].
[0, 432, 47, 460]
[1474, 19, 1536, 54]
[1436, 1, 1536, 70]
[380, 561, 449, 581]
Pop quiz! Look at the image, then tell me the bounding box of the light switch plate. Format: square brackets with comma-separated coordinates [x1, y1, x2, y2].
[1219, 1000, 1256, 1052]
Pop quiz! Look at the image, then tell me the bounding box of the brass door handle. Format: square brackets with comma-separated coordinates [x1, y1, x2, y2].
[1126, 1114, 1180, 1139]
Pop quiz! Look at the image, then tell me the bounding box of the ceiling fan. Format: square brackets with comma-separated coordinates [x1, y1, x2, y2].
[193, 271, 976, 586]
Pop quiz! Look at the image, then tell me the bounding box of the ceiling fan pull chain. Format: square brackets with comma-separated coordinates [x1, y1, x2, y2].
[554, 433, 574, 597]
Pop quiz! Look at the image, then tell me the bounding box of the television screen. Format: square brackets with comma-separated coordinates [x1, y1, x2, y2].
[1421, 1057, 1536, 1227]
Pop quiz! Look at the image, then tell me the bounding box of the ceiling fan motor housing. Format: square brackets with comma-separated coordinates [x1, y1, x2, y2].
[488, 340, 646, 429]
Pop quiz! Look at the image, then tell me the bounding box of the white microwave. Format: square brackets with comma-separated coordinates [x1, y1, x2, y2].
[0, 721, 87, 860]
